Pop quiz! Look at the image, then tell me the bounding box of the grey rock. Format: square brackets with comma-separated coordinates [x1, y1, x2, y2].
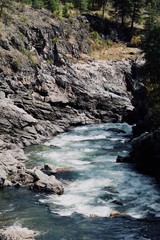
[128, 129, 160, 182]
[3, 180, 12, 187]
[0, 91, 5, 99]
[43, 163, 57, 172]
[33, 170, 64, 194]
[0, 168, 7, 181]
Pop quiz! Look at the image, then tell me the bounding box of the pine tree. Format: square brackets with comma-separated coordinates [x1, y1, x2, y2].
[112, 0, 131, 26]
[73, 0, 89, 12]
[102, 0, 107, 18]
[142, 20, 160, 83]
[79, 0, 88, 11]
[130, 0, 145, 32]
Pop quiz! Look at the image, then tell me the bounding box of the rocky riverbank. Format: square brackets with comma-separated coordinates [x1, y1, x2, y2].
[0, 4, 140, 191]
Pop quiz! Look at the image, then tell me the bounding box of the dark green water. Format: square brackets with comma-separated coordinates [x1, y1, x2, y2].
[1, 123, 160, 239]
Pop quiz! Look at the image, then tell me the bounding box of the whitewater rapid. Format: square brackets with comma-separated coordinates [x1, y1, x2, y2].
[27, 123, 160, 219]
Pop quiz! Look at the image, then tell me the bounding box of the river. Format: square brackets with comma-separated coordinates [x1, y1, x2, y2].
[1, 123, 160, 239]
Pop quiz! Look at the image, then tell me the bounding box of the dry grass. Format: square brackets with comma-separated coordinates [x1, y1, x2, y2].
[88, 41, 142, 61]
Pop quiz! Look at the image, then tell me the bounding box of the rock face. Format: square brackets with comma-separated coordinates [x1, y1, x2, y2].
[0, 60, 134, 146]
[123, 59, 160, 181]
[0, 7, 135, 148]
[128, 129, 160, 182]
[1, 57, 134, 137]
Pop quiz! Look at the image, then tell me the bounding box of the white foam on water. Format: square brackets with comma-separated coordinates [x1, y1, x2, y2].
[110, 137, 121, 141]
[48, 195, 113, 217]
[39, 149, 90, 168]
[40, 177, 114, 217]
[92, 156, 116, 163]
[45, 134, 107, 148]
[36, 123, 160, 219]
[68, 159, 91, 165]
[83, 148, 96, 153]
[50, 205, 112, 217]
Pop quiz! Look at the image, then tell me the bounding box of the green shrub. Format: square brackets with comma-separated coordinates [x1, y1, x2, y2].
[130, 35, 141, 47]
[32, 0, 44, 9]
[90, 31, 101, 43]
[19, 14, 28, 22]
[63, 2, 73, 18]
[0, 0, 13, 18]
[11, 58, 19, 72]
[105, 38, 113, 46]
[52, 37, 61, 43]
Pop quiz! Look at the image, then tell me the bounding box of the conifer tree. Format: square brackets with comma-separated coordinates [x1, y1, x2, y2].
[79, 0, 88, 11]
[130, 0, 145, 32]
[142, 18, 160, 83]
[74, 0, 89, 12]
[112, 0, 131, 26]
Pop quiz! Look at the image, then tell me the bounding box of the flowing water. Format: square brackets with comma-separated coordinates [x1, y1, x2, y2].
[1, 123, 160, 239]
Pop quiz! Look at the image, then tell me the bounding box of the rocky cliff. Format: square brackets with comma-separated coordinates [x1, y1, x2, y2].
[0, 5, 138, 190]
[118, 61, 160, 182]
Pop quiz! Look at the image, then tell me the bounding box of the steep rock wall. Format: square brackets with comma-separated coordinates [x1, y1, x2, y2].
[0, 7, 135, 147]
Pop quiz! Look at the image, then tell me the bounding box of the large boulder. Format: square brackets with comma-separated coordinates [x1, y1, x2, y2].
[129, 128, 160, 181]
[32, 169, 64, 194]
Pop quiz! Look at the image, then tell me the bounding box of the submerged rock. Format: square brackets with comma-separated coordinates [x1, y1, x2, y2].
[109, 210, 121, 218]
[109, 211, 135, 220]
[112, 200, 123, 206]
[116, 155, 130, 163]
[107, 128, 126, 134]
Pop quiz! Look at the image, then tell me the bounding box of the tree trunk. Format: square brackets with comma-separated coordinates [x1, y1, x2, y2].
[91, 0, 95, 10]
[0, 4, 3, 18]
[121, 6, 124, 26]
[130, 4, 136, 33]
[102, 0, 107, 19]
